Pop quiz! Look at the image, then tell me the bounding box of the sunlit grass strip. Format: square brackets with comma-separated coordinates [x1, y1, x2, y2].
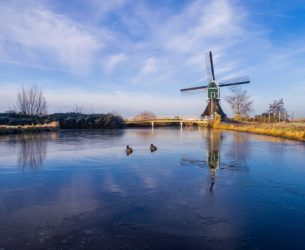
[0, 121, 59, 135]
[214, 122, 305, 142]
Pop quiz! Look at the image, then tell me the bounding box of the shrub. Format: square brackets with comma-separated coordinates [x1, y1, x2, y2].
[0, 112, 124, 129]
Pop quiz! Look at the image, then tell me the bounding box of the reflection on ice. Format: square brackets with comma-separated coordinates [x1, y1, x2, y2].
[18, 134, 48, 169]
[180, 129, 222, 192]
[0, 129, 305, 250]
[6, 133, 56, 169]
[207, 130, 221, 192]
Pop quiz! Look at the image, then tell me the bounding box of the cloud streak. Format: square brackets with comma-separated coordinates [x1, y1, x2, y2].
[0, 3, 101, 71]
[1, 0, 305, 117]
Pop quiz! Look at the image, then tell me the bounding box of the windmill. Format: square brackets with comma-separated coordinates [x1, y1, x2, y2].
[180, 51, 250, 119]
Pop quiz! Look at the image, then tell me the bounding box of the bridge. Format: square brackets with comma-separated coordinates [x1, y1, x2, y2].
[125, 116, 209, 128]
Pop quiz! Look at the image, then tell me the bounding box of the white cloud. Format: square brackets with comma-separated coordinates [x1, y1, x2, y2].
[165, 0, 243, 54]
[0, 4, 101, 70]
[104, 53, 127, 73]
[111, 0, 250, 87]
[141, 57, 157, 74]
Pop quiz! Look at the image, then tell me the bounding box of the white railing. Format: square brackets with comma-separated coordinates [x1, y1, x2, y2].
[125, 116, 203, 121]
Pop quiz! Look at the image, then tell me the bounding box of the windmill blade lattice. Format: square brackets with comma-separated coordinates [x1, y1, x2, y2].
[180, 88, 208, 96]
[205, 51, 215, 82]
[180, 84, 208, 92]
[181, 87, 207, 96]
[218, 76, 250, 87]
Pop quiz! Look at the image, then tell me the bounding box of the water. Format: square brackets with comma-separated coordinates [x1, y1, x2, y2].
[0, 128, 305, 250]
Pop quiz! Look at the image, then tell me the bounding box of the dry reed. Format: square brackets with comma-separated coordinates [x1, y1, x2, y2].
[0, 121, 59, 135]
[214, 121, 305, 142]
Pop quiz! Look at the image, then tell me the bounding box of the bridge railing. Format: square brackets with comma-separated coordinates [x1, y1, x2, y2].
[124, 116, 203, 122]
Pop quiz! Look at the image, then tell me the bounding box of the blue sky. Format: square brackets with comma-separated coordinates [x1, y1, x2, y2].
[0, 0, 305, 117]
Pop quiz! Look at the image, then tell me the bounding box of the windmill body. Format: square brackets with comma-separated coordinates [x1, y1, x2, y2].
[207, 81, 220, 100]
[202, 80, 226, 118]
[180, 51, 250, 119]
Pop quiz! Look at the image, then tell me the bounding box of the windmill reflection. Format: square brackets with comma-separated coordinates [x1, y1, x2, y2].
[180, 129, 222, 192]
[206, 129, 221, 192]
[16, 134, 51, 169]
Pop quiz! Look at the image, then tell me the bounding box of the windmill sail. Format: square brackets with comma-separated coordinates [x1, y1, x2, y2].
[181, 86, 208, 96]
[180, 84, 208, 92]
[205, 51, 215, 81]
[218, 76, 250, 87]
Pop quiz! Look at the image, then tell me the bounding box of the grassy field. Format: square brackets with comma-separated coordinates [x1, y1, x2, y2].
[0, 122, 59, 135]
[214, 121, 305, 142]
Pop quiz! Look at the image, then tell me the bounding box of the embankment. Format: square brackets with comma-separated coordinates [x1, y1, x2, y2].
[0, 122, 59, 135]
[0, 112, 124, 134]
[214, 122, 305, 142]
[0, 113, 124, 130]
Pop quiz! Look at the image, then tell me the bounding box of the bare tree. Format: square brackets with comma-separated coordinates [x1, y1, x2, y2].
[16, 86, 47, 115]
[268, 98, 287, 121]
[134, 111, 156, 120]
[226, 87, 253, 117]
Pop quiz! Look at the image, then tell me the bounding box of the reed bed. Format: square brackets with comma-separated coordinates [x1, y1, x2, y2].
[0, 121, 59, 135]
[214, 122, 305, 142]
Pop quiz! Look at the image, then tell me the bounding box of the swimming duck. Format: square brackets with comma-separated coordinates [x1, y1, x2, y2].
[126, 145, 133, 155]
[150, 144, 157, 152]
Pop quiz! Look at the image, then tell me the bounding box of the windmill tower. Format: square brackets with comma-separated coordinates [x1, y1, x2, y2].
[180, 51, 250, 119]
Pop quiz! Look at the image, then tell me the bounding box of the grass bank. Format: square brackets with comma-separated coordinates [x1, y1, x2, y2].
[214, 121, 305, 142]
[0, 122, 59, 135]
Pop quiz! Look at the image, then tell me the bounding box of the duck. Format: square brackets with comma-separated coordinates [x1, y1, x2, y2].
[150, 144, 157, 152]
[126, 145, 133, 155]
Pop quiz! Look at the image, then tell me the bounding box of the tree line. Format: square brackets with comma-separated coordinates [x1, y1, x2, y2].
[1, 86, 124, 129]
[225, 86, 288, 122]
[3, 85, 291, 125]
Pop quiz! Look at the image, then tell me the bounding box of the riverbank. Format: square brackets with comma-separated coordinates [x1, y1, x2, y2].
[0, 122, 59, 135]
[0, 113, 124, 129]
[214, 122, 305, 142]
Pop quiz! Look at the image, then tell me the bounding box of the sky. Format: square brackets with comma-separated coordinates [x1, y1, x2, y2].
[0, 0, 305, 118]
